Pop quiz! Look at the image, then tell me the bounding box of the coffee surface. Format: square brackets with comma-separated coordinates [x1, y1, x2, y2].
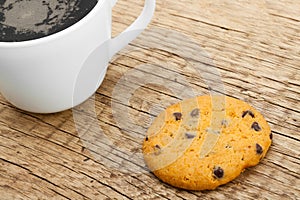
[0, 0, 98, 42]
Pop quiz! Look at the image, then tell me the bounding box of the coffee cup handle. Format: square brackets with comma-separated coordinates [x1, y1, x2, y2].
[111, 0, 118, 7]
[109, 0, 156, 59]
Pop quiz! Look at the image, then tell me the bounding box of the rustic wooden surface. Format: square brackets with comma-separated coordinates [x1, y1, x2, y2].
[1, 0, 299, 199]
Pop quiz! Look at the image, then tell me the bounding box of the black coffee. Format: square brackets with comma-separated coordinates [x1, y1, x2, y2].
[0, 0, 98, 42]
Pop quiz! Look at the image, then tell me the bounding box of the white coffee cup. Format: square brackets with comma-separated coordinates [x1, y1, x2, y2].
[0, 0, 155, 113]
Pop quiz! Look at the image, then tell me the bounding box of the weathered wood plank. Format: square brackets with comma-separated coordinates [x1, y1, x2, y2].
[1, 0, 299, 199]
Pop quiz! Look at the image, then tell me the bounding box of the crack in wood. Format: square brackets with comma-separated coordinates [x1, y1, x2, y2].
[269, 13, 300, 22]
[78, 171, 133, 200]
[170, 13, 247, 34]
[0, 158, 71, 199]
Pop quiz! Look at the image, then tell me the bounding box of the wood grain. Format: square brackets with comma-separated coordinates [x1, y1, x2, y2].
[1, 0, 299, 199]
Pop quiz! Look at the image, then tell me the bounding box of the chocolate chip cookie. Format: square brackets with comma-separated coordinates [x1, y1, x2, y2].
[143, 95, 272, 190]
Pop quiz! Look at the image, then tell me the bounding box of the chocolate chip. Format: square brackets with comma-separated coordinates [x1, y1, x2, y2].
[221, 119, 229, 127]
[145, 136, 149, 141]
[185, 133, 196, 139]
[154, 144, 162, 155]
[213, 167, 224, 179]
[251, 122, 261, 131]
[270, 133, 273, 140]
[173, 112, 182, 121]
[190, 108, 200, 117]
[242, 110, 255, 118]
[256, 143, 263, 155]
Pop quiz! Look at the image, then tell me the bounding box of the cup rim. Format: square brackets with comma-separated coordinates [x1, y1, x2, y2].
[0, 0, 105, 48]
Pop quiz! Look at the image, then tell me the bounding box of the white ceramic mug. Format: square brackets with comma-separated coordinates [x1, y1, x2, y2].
[0, 0, 155, 113]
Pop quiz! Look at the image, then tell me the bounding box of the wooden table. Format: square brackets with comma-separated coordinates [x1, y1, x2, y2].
[1, 0, 299, 199]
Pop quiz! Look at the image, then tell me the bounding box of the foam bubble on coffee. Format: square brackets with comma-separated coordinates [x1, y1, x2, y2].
[1, 0, 78, 35]
[0, 0, 98, 42]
